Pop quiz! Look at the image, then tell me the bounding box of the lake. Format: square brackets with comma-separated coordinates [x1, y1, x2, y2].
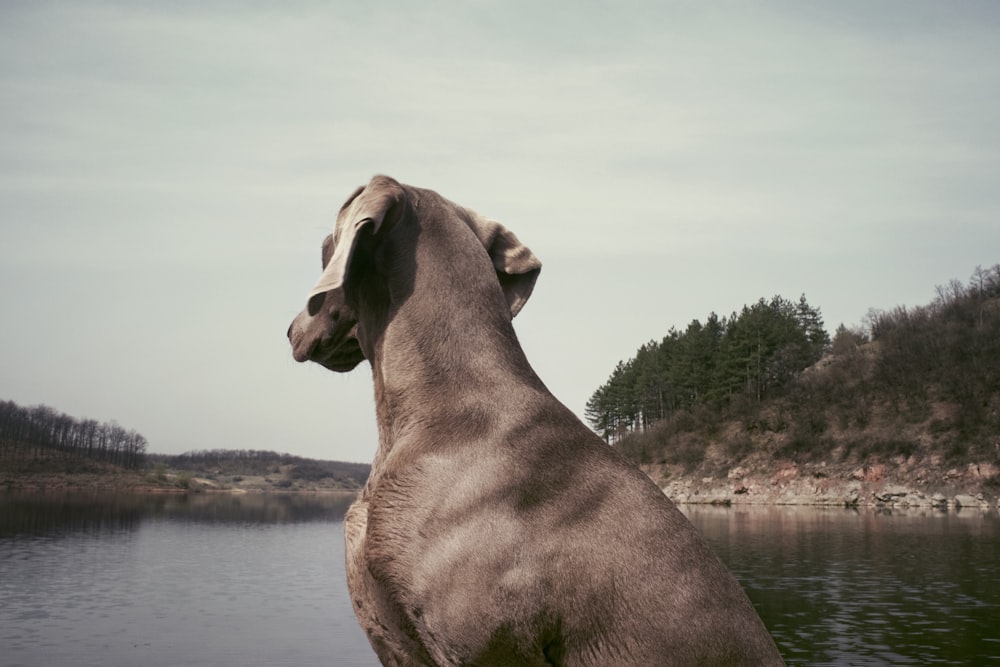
[1, 492, 997, 666]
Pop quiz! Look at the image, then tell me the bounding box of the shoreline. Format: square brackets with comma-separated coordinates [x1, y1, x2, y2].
[4, 462, 998, 513]
[0, 470, 362, 496]
[645, 460, 999, 512]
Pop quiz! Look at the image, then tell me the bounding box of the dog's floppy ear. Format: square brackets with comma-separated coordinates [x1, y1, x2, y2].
[308, 177, 403, 299]
[472, 216, 542, 318]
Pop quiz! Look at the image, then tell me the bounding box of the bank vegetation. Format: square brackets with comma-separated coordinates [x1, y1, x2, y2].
[588, 264, 1000, 504]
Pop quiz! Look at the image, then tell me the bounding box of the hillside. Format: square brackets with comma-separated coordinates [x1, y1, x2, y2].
[1, 399, 370, 493]
[1, 448, 370, 494]
[599, 264, 1000, 508]
[148, 449, 370, 492]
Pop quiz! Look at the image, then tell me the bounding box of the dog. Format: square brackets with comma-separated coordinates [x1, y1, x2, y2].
[288, 175, 785, 666]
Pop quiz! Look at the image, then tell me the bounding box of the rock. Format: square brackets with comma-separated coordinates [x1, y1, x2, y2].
[954, 494, 984, 509]
[875, 486, 910, 503]
[775, 466, 798, 482]
[930, 493, 948, 508]
[969, 463, 999, 479]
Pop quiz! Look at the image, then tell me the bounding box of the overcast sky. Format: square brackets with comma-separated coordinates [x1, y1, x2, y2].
[2, 1, 999, 464]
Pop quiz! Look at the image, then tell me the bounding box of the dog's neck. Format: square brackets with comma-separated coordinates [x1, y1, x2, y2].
[364, 260, 544, 464]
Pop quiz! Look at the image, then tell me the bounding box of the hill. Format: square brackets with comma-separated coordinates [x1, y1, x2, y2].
[1, 400, 370, 493]
[147, 449, 370, 492]
[2, 446, 371, 494]
[592, 264, 1000, 508]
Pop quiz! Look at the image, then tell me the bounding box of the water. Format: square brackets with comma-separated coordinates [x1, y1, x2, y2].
[683, 505, 1000, 666]
[0, 492, 374, 667]
[1, 493, 998, 666]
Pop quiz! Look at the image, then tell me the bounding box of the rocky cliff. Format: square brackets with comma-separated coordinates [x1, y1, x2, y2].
[644, 458, 998, 511]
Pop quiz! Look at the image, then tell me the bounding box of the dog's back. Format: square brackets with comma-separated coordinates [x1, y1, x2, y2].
[361, 393, 783, 666]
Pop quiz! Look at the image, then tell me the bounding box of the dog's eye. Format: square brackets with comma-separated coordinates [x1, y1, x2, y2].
[307, 292, 325, 317]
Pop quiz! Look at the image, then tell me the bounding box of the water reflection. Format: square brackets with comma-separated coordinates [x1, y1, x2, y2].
[0, 491, 355, 536]
[683, 506, 1000, 666]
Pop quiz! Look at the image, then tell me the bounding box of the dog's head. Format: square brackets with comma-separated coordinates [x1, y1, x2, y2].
[287, 175, 541, 372]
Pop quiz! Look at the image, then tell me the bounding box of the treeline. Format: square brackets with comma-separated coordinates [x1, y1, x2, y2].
[0, 400, 148, 470]
[859, 264, 1000, 453]
[604, 263, 1000, 469]
[754, 264, 1000, 464]
[150, 449, 371, 487]
[586, 295, 829, 442]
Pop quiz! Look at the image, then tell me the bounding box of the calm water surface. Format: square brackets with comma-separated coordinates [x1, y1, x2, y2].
[0, 493, 373, 667]
[1, 492, 997, 666]
[682, 505, 1000, 666]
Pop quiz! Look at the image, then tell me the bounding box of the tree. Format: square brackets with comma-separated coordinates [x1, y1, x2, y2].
[0, 399, 149, 469]
[585, 294, 830, 436]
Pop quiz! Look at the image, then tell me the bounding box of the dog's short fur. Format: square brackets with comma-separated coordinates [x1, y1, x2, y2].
[288, 176, 785, 666]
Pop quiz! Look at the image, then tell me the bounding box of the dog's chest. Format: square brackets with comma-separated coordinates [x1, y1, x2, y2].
[344, 496, 435, 662]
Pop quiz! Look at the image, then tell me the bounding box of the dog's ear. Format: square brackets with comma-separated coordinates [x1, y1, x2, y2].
[320, 234, 333, 269]
[308, 177, 403, 299]
[473, 217, 542, 318]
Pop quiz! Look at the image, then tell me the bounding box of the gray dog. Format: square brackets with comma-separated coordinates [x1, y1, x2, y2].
[288, 176, 785, 666]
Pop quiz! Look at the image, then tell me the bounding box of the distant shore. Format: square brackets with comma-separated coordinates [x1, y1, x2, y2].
[645, 458, 1000, 512]
[4, 461, 998, 514]
[0, 468, 361, 495]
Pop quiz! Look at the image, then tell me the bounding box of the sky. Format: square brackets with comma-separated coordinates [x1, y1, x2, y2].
[2, 1, 999, 464]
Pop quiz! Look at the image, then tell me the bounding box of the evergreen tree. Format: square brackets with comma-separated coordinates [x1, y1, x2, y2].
[585, 294, 830, 435]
